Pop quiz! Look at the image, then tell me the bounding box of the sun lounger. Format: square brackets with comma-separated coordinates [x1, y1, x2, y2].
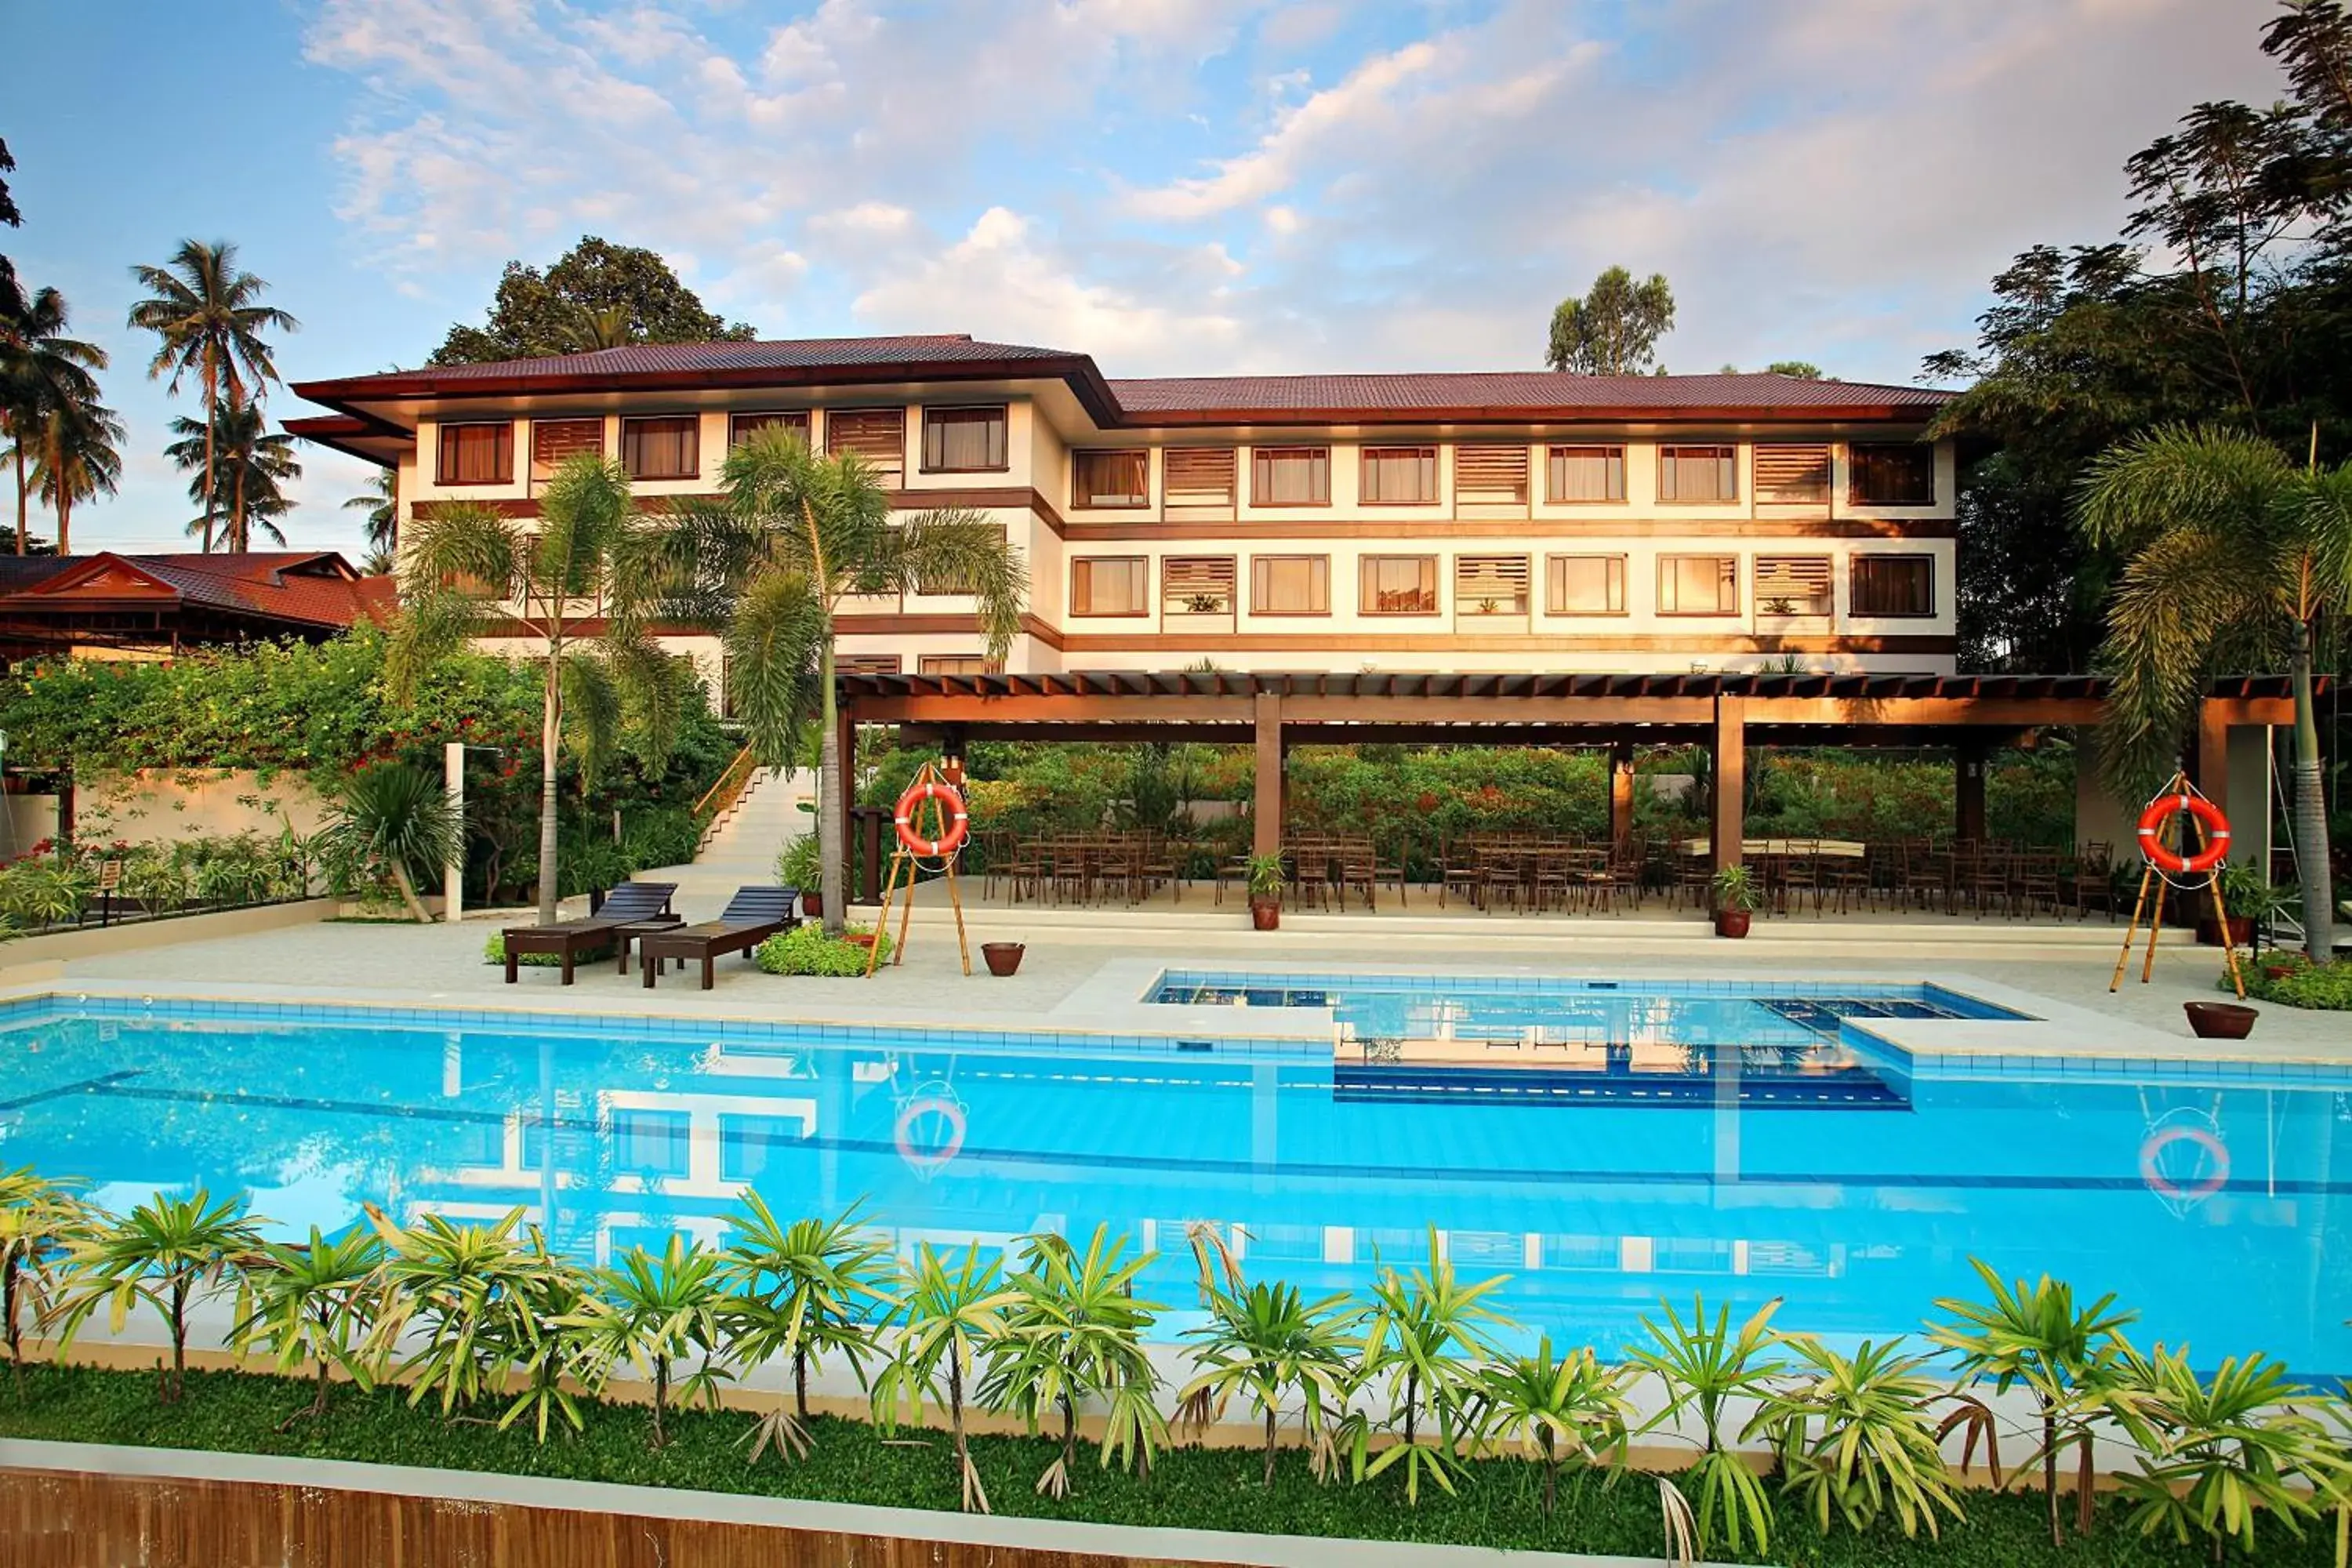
[501, 881, 681, 985]
[636, 886, 799, 990]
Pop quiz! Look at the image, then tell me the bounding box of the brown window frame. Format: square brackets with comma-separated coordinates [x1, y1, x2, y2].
[916, 654, 1004, 677]
[528, 417, 604, 484]
[920, 405, 1009, 474]
[1358, 554, 1439, 615]
[620, 415, 701, 481]
[1753, 443, 1832, 505]
[1849, 554, 1936, 618]
[1163, 446, 1237, 506]
[1069, 555, 1151, 617]
[1657, 554, 1741, 615]
[435, 421, 514, 486]
[1454, 443, 1530, 506]
[836, 654, 903, 675]
[729, 410, 811, 449]
[825, 407, 908, 474]
[1546, 445, 1627, 504]
[1162, 555, 1237, 616]
[1658, 445, 1740, 505]
[1847, 442, 1937, 507]
[1454, 554, 1531, 617]
[1546, 553, 1627, 616]
[1359, 445, 1438, 506]
[1072, 449, 1151, 510]
[1753, 554, 1834, 617]
[1249, 554, 1330, 615]
[1250, 446, 1331, 507]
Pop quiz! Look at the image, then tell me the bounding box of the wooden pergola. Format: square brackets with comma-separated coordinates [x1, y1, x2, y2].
[835, 670, 2306, 870]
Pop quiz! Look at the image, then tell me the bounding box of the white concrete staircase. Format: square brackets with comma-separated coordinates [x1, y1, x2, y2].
[638, 765, 811, 909]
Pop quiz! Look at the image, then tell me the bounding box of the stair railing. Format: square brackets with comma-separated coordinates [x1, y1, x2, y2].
[693, 745, 760, 854]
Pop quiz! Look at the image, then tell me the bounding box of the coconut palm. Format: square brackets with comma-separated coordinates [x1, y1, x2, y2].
[870, 1241, 1018, 1513]
[343, 466, 398, 564]
[0, 285, 104, 555]
[228, 1225, 385, 1428]
[981, 1227, 1166, 1498]
[2077, 425, 2352, 960]
[318, 760, 462, 924]
[27, 395, 123, 556]
[127, 239, 297, 553]
[53, 1188, 266, 1404]
[165, 399, 300, 553]
[719, 1195, 894, 1462]
[567, 1233, 734, 1449]
[661, 427, 1026, 931]
[0, 1167, 93, 1392]
[390, 452, 686, 924]
[1178, 1279, 1360, 1486]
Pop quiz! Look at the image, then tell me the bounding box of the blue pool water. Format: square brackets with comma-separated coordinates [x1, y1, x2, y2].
[2, 994, 2343, 1373]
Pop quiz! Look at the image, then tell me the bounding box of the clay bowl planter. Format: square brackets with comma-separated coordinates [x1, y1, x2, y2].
[1712, 909, 1752, 939]
[982, 942, 1025, 978]
[2184, 1000, 2258, 1040]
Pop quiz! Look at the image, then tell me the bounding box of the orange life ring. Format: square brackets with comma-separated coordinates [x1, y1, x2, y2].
[894, 1095, 966, 1172]
[2140, 1124, 2230, 1201]
[894, 779, 970, 858]
[2136, 791, 2230, 876]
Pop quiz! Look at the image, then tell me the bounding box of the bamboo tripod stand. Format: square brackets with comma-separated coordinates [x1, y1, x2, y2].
[866, 760, 972, 978]
[2110, 771, 2245, 998]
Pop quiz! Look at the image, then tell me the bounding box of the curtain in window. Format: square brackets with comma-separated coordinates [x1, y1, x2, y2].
[437, 424, 512, 485]
[1361, 448, 1436, 503]
[1660, 446, 1736, 503]
[1252, 556, 1328, 613]
[1660, 555, 1737, 613]
[1851, 555, 1933, 615]
[1252, 448, 1329, 505]
[924, 407, 1007, 470]
[1548, 446, 1624, 502]
[1072, 557, 1147, 615]
[731, 411, 810, 448]
[1359, 556, 1436, 612]
[530, 419, 602, 480]
[1075, 450, 1149, 506]
[623, 417, 699, 479]
[1849, 444, 1935, 506]
[1548, 554, 1625, 614]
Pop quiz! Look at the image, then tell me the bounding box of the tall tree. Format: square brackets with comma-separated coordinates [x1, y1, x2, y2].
[0, 287, 104, 555]
[0, 136, 24, 327]
[430, 237, 755, 366]
[165, 399, 301, 552]
[2077, 426, 2348, 962]
[390, 452, 687, 923]
[27, 396, 122, 556]
[128, 240, 298, 553]
[659, 429, 1025, 931]
[1544, 267, 1675, 376]
[343, 467, 398, 568]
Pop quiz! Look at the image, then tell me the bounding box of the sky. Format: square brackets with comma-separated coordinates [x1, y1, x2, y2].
[3, 0, 2290, 557]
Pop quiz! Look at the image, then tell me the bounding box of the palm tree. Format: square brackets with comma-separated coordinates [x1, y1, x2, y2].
[0, 285, 104, 555]
[320, 760, 463, 923]
[719, 1195, 894, 1462]
[567, 1234, 734, 1449]
[127, 239, 297, 553]
[870, 1241, 1018, 1513]
[1179, 1280, 1361, 1486]
[390, 452, 684, 923]
[1355, 1226, 1516, 1503]
[2077, 425, 2352, 960]
[228, 1225, 385, 1428]
[1479, 1338, 1634, 1515]
[666, 427, 1026, 931]
[343, 466, 398, 564]
[165, 399, 300, 553]
[27, 396, 123, 556]
[980, 1227, 1165, 1498]
[53, 1189, 266, 1404]
[0, 1167, 93, 1392]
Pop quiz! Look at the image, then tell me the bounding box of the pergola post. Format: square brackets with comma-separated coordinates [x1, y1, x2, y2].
[1955, 745, 1987, 842]
[1253, 691, 1284, 858]
[2194, 697, 2230, 822]
[1609, 741, 1636, 848]
[1711, 696, 1745, 869]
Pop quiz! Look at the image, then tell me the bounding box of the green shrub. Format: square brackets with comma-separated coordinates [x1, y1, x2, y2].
[482, 932, 612, 968]
[2236, 957, 2352, 1010]
[754, 923, 892, 976]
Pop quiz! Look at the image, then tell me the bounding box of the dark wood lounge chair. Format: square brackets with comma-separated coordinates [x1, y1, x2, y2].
[637, 887, 799, 990]
[501, 881, 681, 985]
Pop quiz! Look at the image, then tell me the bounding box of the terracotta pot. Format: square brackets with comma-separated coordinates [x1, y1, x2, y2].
[982, 942, 1025, 977]
[2183, 1000, 2258, 1040]
[1250, 898, 1281, 931]
[800, 891, 824, 920]
[1712, 909, 1752, 938]
[2196, 916, 2255, 947]
[2263, 963, 2299, 982]
[841, 932, 877, 950]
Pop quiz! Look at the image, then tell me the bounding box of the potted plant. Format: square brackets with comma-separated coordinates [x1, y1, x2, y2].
[2184, 1000, 2259, 1040]
[981, 942, 1025, 977]
[1710, 864, 1759, 938]
[2202, 864, 2291, 948]
[1245, 852, 1287, 931]
[779, 834, 822, 920]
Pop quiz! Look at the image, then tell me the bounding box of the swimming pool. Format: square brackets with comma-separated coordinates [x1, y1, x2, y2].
[2, 993, 2343, 1373]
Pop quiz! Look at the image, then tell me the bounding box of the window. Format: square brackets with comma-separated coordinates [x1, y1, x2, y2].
[1359, 555, 1438, 614]
[436, 422, 512, 485]
[1849, 442, 1936, 506]
[1547, 445, 1625, 503]
[1456, 444, 1530, 506]
[1659, 445, 1738, 503]
[719, 1114, 807, 1182]
[1547, 554, 1626, 615]
[529, 418, 603, 483]
[1455, 554, 1530, 616]
[918, 654, 1001, 676]
[837, 654, 903, 675]
[1851, 554, 1935, 617]
[610, 1109, 691, 1178]
[826, 407, 906, 479]
[1754, 555, 1833, 615]
[730, 410, 809, 448]
[1164, 446, 1236, 506]
[1250, 446, 1330, 506]
[921, 405, 1008, 472]
[1073, 449, 1149, 509]
[621, 416, 699, 480]
[1250, 554, 1330, 615]
[1658, 554, 1740, 615]
[913, 523, 1008, 595]
[1360, 446, 1437, 504]
[1162, 556, 1236, 616]
[1754, 444, 1831, 504]
[1070, 556, 1149, 616]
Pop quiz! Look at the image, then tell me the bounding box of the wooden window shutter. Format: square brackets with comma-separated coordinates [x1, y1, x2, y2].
[1164, 446, 1236, 504]
[1162, 555, 1236, 609]
[826, 408, 906, 473]
[531, 419, 604, 477]
[1754, 554, 1833, 614]
[1754, 444, 1831, 503]
[1454, 444, 1529, 503]
[1454, 554, 1530, 612]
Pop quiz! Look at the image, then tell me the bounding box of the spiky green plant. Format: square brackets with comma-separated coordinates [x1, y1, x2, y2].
[1751, 1335, 1964, 1540]
[320, 760, 462, 924]
[53, 1188, 265, 1404]
[1629, 1296, 1788, 1559]
[567, 1233, 734, 1449]
[1179, 1280, 1361, 1486]
[1352, 1226, 1515, 1504]
[2111, 1341, 2339, 1560]
[1479, 1336, 1635, 1515]
[981, 1227, 1166, 1498]
[0, 1167, 92, 1392]
[719, 1196, 894, 1463]
[869, 1242, 1018, 1513]
[228, 1225, 386, 1428]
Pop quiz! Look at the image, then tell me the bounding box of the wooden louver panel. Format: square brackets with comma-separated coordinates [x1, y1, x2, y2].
[1163, 446, 1236, 503]
[826, 408, 906, 470]
[1754, 554, 1833, 614]
[1754, 444, 1831, 503]
[1454, 553, 1530, 612]
[1454, 444, 1529, 503]
[1162, 555, 1236, 608]
[531, 418, 604, 476]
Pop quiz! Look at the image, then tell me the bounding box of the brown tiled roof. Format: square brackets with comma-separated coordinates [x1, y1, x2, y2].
[1107, 371, 1950, 416]
[0, 552, 390, 630]
[397, 333, 1081, 383]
